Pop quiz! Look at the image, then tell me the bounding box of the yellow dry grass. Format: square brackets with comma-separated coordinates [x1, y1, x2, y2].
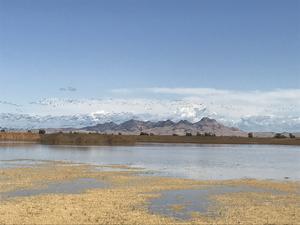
[0, 132, 40, 142]
[211, 192, 300, 224]
[0, 162, 299, 225]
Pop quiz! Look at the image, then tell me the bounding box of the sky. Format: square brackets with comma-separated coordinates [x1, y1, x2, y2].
[0, 0, 299, 131]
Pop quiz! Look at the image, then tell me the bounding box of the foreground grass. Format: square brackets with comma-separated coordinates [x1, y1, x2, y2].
[0, 162, 299, 224]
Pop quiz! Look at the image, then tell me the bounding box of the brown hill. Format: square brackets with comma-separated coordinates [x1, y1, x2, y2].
[81, 117, 246, 136]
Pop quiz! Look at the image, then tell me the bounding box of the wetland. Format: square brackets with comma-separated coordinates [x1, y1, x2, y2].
[0, 143, 299, 224]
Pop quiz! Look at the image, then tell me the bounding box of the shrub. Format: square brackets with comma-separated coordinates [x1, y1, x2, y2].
[274, 133, 286, 138]
[149, 133, 154, 136]
[289, 133, 296, 138]
[248, 132, 253, 138]
[39, 129, 46, 135]
[186, 132, 192, 136]
[172, 133, 178, 136]
[204, 132, 215, 137]
[196, 132, 202, 136]
[140, 132, 149, 136]
[0, 129, 5, 132]
[118, 132, 122, 135]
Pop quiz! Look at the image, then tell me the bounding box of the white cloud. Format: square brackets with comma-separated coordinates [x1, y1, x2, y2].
[110, 88, 133, 94]
[59, 86, 77, 92]
[0, 100, 21, 107]
[147, 87, 231, 96]
[1, 88, 300, 131]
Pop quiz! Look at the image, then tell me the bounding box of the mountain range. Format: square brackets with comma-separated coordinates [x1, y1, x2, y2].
[80, 117, 247, 136]
[1, 94, 300, 132]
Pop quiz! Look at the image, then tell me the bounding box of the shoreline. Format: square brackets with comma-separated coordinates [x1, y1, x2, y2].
[0, 132, 300, 146]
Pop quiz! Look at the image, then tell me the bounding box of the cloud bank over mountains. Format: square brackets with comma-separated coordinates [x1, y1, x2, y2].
[1, 88, 299, 132]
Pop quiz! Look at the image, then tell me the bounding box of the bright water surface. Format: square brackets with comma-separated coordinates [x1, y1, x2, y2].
[0, 143, 299, 180]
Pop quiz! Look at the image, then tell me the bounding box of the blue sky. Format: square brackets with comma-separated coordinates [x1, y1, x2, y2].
[0, 0, 299, 130]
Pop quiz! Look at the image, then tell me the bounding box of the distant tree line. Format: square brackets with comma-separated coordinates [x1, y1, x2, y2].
[139, 132, 154, 136]
[185, 132, 216, 137]
[248, 132, 296, 139]
[273, 133, 296, 139]
[0, 128, 297, 139]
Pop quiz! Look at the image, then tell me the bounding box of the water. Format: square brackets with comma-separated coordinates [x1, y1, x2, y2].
[149, 185, 278, 220]
[0, 159, 46, 168]
[0, 143, 299, 180]
[0, 178, 107, 200]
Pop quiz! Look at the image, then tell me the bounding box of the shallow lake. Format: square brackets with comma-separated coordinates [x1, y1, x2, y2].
[0, 143, 299, 180]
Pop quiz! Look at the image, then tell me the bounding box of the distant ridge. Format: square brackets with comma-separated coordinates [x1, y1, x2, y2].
[80, 117, 247, 136]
